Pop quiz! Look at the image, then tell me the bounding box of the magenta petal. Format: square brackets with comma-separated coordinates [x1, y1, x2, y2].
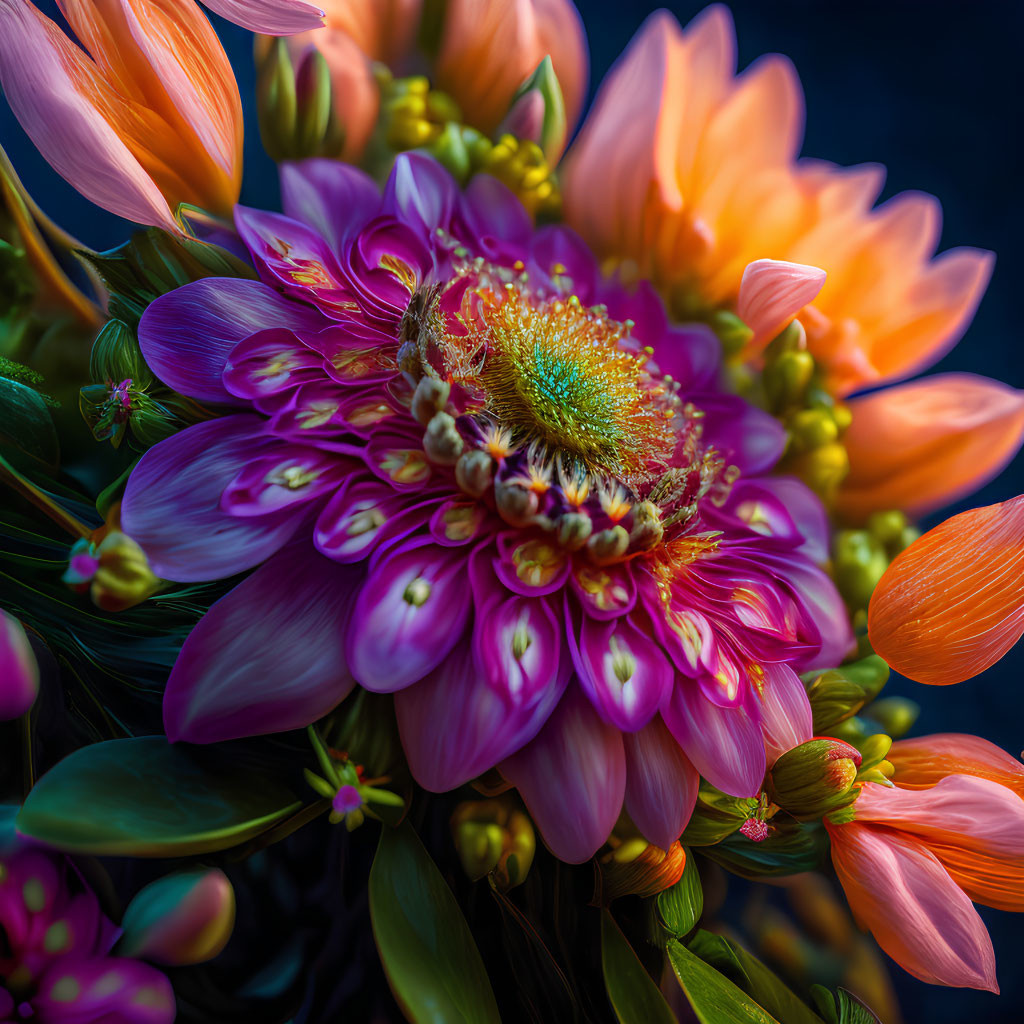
[395, 640, 565, 791]
[346, 539, 470, 692]
[164, 542, 359, 743]
[222, 327, 325, 400]
[756, 662, 813, 765]
[34, 956, 175, 1024]
[696, 394, 787, 475]
[624, 718, 699, 850]
[0, 610, 39, 720]
[280, 159, 381, 250]
[221, 449, 355, 516]
[662, 684, 766, 797]
[472, 594, 562, 706]
[121, 416, 302, 582]
[383, 153, 457, 239]
[201, 0, 324, 35]
[727, 476, 830, 564]
[139, 278, 326, 404]
[501, 685, 626, 863]
[570, 613, 672, 730]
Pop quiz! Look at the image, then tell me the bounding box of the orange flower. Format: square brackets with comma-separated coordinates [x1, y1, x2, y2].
[561, 6, 1014, 519]
[868, 494, 1024, 684]
[0, 0, 243, 230]
[282, 0, 587, 161]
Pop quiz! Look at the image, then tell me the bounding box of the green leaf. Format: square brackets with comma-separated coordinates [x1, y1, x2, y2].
[0, 376, 58, 472]
[701, 821, 828, 879]
[17, 737, 303, 855]
[369, 821, 501, 1024]
[810, 986, 882, 1024]
[657, 848, 702, 938]
[600, 909, 676, 1024]
[667, 939, 782, 1024]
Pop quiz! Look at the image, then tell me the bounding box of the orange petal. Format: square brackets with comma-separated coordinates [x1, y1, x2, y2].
[735, 258, 825, 353]
[868, 493, 1024, 684]
[889, 733, 1024, 797]
[315, 0, 420, 64]
[838, 373, 1024, 522]
[926, 840, 1024, 913]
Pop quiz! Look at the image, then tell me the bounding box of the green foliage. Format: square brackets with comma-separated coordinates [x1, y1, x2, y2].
[16, 736, 303, 855]
[656, 849, 702, 939]
[811, 986, 883, 1024]
[701, 821, 830, 879]
[369, 821, 501, 1024]
[0, 374, 59, 473]
[804, 654, 890, 733]
[600, 909, 676, 1024]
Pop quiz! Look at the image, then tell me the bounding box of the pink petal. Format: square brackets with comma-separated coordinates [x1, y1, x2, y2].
[0, 610, 39, 720]
[662, 683, 766, 797]
[201, 0, 324, 34]
[624, 717, 699, 850]
[756, 662, 813, 765]
[827, 821, 998, 992]
[345, 538, 470, 692]
[501, 685, 625, 863]
[736, 259, 826, 354]
[395, 640, 565, 792]
[164, 542, 358, 742]
[0, 0, 176, 230]
[34, 956, 176, 1024]
[889, 733, 1024, 796]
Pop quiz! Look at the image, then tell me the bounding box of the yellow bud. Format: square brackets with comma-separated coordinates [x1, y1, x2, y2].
[90, 531, 159, 612]
[450, 798, 535, 890]
[598, 842, 686, 903]
[763, 349, 814, 412]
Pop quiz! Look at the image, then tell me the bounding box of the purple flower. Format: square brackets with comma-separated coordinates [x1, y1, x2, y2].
[0, 842, 174, 1023]
[122, 154, 853, 863]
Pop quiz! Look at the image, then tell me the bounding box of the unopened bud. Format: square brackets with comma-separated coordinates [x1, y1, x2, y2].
[832, 529, 889, 610]
[495, 479, 539, 526]
[0, 610, 38, 720]
[628, 501, 664, 550]
[763, 349, 814, 412]
[455, 450, 493, 497]
[423, 411, 464, 465]
[411, 376, 451, 426]
[788, 441, 849, 501]
[90, 531, 160, 612]
[597, 841, 686, 903]
[451, 798, 535, 890]
[866, 697, 919, 739]
[586, 525, 630, 565]
[556, 510, 592, 551]
[709, 310, 754, 358]
[499, 56, 567, 164]
[805, 654, 890, 733]
[769, 738, 862, 820]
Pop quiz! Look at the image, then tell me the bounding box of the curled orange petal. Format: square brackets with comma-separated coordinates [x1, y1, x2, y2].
[868, 494, 1024, 684]
[838, 373, 1024, 522]
[889, 733, 1024, 797]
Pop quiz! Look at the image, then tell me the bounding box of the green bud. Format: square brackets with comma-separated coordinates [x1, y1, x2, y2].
[769, 738, 862, 820]
[866, 696, 919, 739]
[708, 310, 753, 358]
[804, 654, 890, 733]
[832, 529, 890, 610]
[256, 39, 297, 162]
[501, 56, 567, 164]
[294, 48, 334, 157]
[763, 349, 815, 412]
[426, 121, 472, 184]
[788, 408, 840, 452]
[785, 441, 849, 501]
[450, 798, 535, 889]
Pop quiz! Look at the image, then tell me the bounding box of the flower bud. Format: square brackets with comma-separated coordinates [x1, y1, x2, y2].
[90, 531, 160, 612]
[769, 738, 862, 820]
[495, 479, 539, 526]
[0, 610, 38, 720]
[451, 798, 535, 890]
[805, 654, 890, 733]
[681, 784, 760, 846]
[556, 510, 592, 551]
[865, 696, 919, 739]
[832, 529, 890, 610]
[628, 500, 664, 550]
[597, 841, 686, 903]
[411, 376, 451, 426]
[708, 310, 754, 358]
[763, 349, 815, 412]
[423, 411, 464, 465]
[586, 525, 630, 565]
[498, 56, 567, 164]
[455, 449, 493, 497]
[118, 869, 235, 966]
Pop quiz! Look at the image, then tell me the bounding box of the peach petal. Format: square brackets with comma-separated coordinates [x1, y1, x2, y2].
[868, 493, 1024, 685]
[735, 258, 825, 353]
[839, 374, 1024, 521]
[827, 821, 998, 992]
[890, 733, 1024, 797]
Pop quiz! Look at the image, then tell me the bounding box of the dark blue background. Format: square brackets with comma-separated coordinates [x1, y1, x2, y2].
[2, 2, 1022, 1020]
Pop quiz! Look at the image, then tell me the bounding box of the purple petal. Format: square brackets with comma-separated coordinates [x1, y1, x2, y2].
[139, 278, 326, 404]
[222, 328, 325, 401]
[570, 561, 637, 619]
[281, 159, 381, 251]
[0, 611, 38, 720]
[756, 662, 813, 765]
[472, 594, 562, 706]
[624, 718, 699, 850]
[494, 534, 571, 596]
[662, 683, 766, 797]
[200, 0, 324, 34]
[121, 416, 302, 582]
[530, 225, 598, 301]
[695, 394, 787, 474]
[268, 383, 400, 441]
[164, 542, 359, 743]
[395, 639, 565, 792]
[35, 956, 175, 1024]
[570, 612, 672, 730]
[314, 478, 410, 562]
[501, 685, 625, 863]
[455, 174, 532, 265]
[655, 324, 722, 393]
[382, 153, 457, 240]
[345, 539, 470, 692]
[221, 449, 356, 516]
[726, 476, 830, 563]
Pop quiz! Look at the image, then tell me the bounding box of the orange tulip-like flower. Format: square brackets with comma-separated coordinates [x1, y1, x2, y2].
[283, 0, 587, 161]
[0, 0, 244, 231]
[826, 734, 1024, 990]
[561, 5, 1013, 520]
[868, 494, 1024, 685]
